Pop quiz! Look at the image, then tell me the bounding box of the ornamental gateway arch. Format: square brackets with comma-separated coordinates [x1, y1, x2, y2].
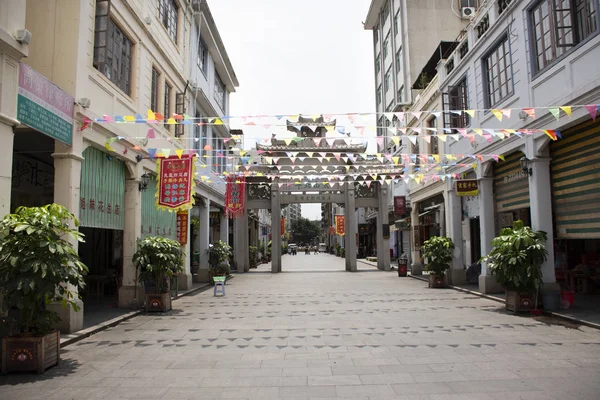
[231, 115, 392, 273]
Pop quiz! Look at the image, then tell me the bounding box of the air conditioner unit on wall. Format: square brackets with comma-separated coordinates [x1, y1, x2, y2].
[461, 7, 476, 19]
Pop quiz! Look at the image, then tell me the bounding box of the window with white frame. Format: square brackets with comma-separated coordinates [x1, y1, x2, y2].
[383, 33, 390, 58]
[214, 71, 226, 111]
[384, 67, 392, 92]
[484, 36, 514, 107]
[375, 54, 381, 74]
[397, 85, 404, 103]
[427, 117, 439, 155]
[395, 47, 402, 72]
[394, 12, 399, 35]
[376, 85, 382, 106]
[151, 67, 160, 112]
[163, 82, 172, 130]
[197, 35, 208, 74]
[530, 0, 598, 73]
[93, 0, 133, 95]
[158, 0, 178, 43]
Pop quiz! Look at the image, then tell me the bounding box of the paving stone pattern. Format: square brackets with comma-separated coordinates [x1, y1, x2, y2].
[1, 254, 600, 399]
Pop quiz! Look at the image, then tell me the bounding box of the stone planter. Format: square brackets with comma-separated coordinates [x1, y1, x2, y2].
[145, 292, 172, 312]
[1, 330, 60, 374]
[428, 274, 446, 288]
[506, 291, 536, 312]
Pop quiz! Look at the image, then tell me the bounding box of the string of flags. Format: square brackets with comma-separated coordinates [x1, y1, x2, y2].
[83, 104, 599, 127]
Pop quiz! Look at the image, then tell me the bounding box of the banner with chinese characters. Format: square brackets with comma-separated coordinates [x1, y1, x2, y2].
[394, 196, 406, 217]
[156, 155, 195, 211]
[225, 176, 246, 218]
[335, 215, 345, 236]
[176, 211, 189, 245]
[281, 217, 285, 235]
[456, 179, 479, 196]
[329, 226, 335, 235]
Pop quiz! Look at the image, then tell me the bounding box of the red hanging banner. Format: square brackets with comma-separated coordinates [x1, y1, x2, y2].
[329, 226, 335, 235]
[225, 176, 246, 218]
[335, 215, 345, 236]
[156, 155, 195, 211]
[176, 211, 188, 245]
[394, 196, 406, 217]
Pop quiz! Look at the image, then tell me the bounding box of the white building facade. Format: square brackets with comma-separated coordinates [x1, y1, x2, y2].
[406, 0, 600, 294]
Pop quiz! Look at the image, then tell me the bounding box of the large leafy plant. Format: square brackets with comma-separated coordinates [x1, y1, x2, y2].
[0, 204, 88, 335]
[421, 236, 454, 276]
[133, 236, 184, 294]
[206, 240, 232, 267]
[482, 220, 547, 292]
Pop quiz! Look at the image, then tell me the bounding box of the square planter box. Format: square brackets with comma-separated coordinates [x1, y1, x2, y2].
[428, 274, 446, 288]
[145, 293, 172, 312]
[506, 291, 536, 312]
[1, 331, 60, 374]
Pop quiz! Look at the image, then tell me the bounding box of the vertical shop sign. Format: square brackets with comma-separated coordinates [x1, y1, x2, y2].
[156, 155, 195, 211]
[394, 196, 406, 216]
[225, 176, 246, 218]
[176, 211, 189, 245]
[335, 215, 345, 236]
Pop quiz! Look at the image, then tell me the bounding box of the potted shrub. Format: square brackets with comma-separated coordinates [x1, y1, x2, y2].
[249, 246, 258, 268]
[0, 204, 87, 374]
[421, 236, 454, 288]
[482, 220, 547, 312]
[206, 240, 232, 283]
[133, 236, 184, 312]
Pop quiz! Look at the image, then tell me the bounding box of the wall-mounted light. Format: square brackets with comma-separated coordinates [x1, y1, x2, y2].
[520, 157, 533, 176]
[139, 173, 150, 192]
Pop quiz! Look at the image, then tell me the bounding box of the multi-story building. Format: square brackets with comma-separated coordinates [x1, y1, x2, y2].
[3, 0, 238, 333]
[404, 0, 600, 298]
[364, 0, 469, 264]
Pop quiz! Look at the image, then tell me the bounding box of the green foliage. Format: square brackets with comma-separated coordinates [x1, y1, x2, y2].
[190, 216, 200, 236]
[206, 240, 232, 267]
[421, 236, 454, 276]
[133, 236, 184, 294]
[291, 217, 321, 245]
[0, 204, 88, 335]
[482, 220, 547, 292]
[249, 246, 258, 263]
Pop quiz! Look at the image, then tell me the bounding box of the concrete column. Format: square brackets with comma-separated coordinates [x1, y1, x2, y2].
[50, 141, 84, 332]
[220, 210, 228, 244]
[529, 158, 556, 286]
[179, 218, 192, 290]
[233, 215, 243, 272]
[241, 211, 250, 272]
[478, 177, 502, 293]
[445, 188, 465, 285]
[376, 183, 391, 271]
[271, 188, 281, 273]
[410, 204, 423, 275]
[118, 174, 144, 308]
[0, 121, 15, 218]
[345, 182, 357, 272]
[195, 197, 210, 282]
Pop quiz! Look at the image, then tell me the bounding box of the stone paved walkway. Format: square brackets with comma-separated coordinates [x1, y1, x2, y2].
[1, 254, 600, 399]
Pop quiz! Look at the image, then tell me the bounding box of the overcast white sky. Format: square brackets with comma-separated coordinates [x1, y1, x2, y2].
[209, 0, 376, 220]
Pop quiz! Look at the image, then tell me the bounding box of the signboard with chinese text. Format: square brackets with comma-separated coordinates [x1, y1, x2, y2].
[394, 196, 406, 216]
[329, 226, 335, 235]
[157, 155, 195, 211]
[225, 176, 246, 218]
[413, 226, 421, 250]
[456, 179, 479, 196]
[176, 211, 189, 245]
[17, 62, 74, 145]
[280, 217, 285, 235]
[79, 147, 125, 230]
[335, 215, 345, 236]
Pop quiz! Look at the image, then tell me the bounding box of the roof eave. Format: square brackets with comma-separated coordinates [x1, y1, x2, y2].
[364, 0, 384, 30]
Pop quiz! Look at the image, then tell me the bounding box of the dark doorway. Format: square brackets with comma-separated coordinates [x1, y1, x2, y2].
[470, 217, 481, 263]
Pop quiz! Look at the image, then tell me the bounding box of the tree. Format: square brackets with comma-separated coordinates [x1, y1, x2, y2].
[291, 217, 321, 245]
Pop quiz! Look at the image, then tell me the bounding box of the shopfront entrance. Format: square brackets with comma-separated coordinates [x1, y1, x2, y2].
[494, 151, 531, 233]
[550, 118, 600, 300]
